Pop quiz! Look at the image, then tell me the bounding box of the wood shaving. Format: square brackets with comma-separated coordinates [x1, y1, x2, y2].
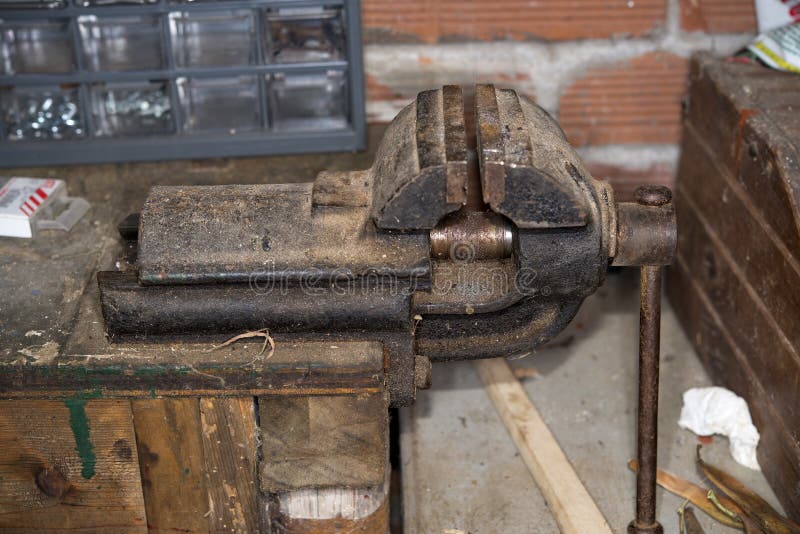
[211, 328, 275, 358]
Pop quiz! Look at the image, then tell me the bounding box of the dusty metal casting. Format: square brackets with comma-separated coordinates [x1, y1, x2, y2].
[97, 84, 676, 528]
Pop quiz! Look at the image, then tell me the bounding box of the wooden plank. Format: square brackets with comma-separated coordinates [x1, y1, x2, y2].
[678, 124, 800, 348]
[198, 397, 261, 533]
[0, 399, 147, 532]
[131, 399, 209, 534]
[736, 114, 800, 258]
[674, 191, 800, 433]
[685, 54, 800, 257]
[259, 394, 388, 492]
[473, 358, 612, 534]
[667, 258, 800, 520]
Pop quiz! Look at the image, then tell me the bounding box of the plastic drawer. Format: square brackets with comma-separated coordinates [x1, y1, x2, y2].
[1, 85, 85, 141]
[79, 0, 157, 6]
[0, 0, 364, 165]
[170, 10, 256, 68]
[78, 14, 164, 71]
[177, 76, 260, 134]
[0, 0, 66, 8]
[269, 70, 347, 131]
[0, 19, 74, 74]
[90, 80, 173, 137]
[264, 6, 345, 63]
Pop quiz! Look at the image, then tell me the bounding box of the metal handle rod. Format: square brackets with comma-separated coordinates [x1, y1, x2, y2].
[629, 264, 664, 534]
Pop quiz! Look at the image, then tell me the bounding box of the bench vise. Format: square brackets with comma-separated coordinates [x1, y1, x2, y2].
[99, 84, 675, 533]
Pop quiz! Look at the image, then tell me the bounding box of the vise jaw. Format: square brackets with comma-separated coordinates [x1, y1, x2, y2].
[98, 84, 676, 407]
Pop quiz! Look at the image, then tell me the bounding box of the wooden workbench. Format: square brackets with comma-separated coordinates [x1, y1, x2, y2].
[0, 136, 393, 532]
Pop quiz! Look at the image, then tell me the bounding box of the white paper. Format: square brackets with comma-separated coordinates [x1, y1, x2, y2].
[755, 0, 800, 33]
[678, 387, 761, 470]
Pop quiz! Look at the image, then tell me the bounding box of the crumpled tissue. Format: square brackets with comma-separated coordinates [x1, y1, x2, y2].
[678, 387, 761, 471]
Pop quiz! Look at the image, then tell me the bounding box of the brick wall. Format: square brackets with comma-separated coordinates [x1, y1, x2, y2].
[361, 0, 757, 200]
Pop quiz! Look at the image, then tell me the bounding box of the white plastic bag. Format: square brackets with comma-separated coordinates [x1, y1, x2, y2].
[744, 1, 800, 73]
[755, 0, 800, 32]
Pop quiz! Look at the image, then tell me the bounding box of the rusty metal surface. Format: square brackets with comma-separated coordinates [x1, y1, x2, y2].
[476, 84, 590, 229]
[629, 185, 674, 534]
[429, 211, 513, 261]
[370, 85, 467, 230]
[137, 183, 430, 286]
[629, 265, 664, 534]
[411, 259, 523, 315]
[100, 271, 412, 336]
[311, 169, 371, 207]
[614, 186, 677, 267]
[415, 298, 583, 362]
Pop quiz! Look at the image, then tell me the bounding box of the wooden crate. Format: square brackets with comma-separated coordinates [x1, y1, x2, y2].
[668, 53, 800, 520]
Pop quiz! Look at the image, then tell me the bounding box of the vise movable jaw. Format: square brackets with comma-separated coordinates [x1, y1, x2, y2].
[99, 84, 675, 407]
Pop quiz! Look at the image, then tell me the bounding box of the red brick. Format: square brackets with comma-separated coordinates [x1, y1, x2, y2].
[559, 52, 690, 146]
[365, 74, 404, 102]
[362, 0, 439, 43]
[680, 0, 757, 33]
[362, 0, 668, 44]
[365, 74, 536, 124]
[587, 161, 676, 201]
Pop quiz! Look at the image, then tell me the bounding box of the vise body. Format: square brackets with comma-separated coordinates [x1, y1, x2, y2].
[99, 84, 677, 532]
[99, 84, 675, 408]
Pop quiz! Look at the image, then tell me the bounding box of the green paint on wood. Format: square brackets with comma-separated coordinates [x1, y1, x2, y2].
[134, 365, 192, 376]
[64, 395, 98, 479]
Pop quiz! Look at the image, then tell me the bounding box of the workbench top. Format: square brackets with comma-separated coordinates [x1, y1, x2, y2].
[0, 136, 380, 399]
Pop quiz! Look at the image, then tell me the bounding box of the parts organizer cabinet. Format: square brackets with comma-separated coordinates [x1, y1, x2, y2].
[0, 0, 365, 166]
[668, 53, 800, 521]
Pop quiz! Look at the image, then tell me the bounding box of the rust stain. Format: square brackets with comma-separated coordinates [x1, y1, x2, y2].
[733, 108, 757, 179]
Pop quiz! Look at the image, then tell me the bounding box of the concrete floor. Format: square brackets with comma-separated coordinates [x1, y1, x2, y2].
[400, 268, 784, 533]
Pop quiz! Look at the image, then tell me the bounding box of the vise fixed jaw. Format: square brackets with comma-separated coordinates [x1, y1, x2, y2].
[99, 84, 676, 409]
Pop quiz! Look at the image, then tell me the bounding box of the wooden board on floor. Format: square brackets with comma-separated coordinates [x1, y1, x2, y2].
[0, 399, 147, 532]
[474, 358, 612, 534]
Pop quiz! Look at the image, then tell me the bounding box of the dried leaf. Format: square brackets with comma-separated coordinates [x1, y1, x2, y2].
[696, 446, 800, 534]
[628, 459, 743, 529]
